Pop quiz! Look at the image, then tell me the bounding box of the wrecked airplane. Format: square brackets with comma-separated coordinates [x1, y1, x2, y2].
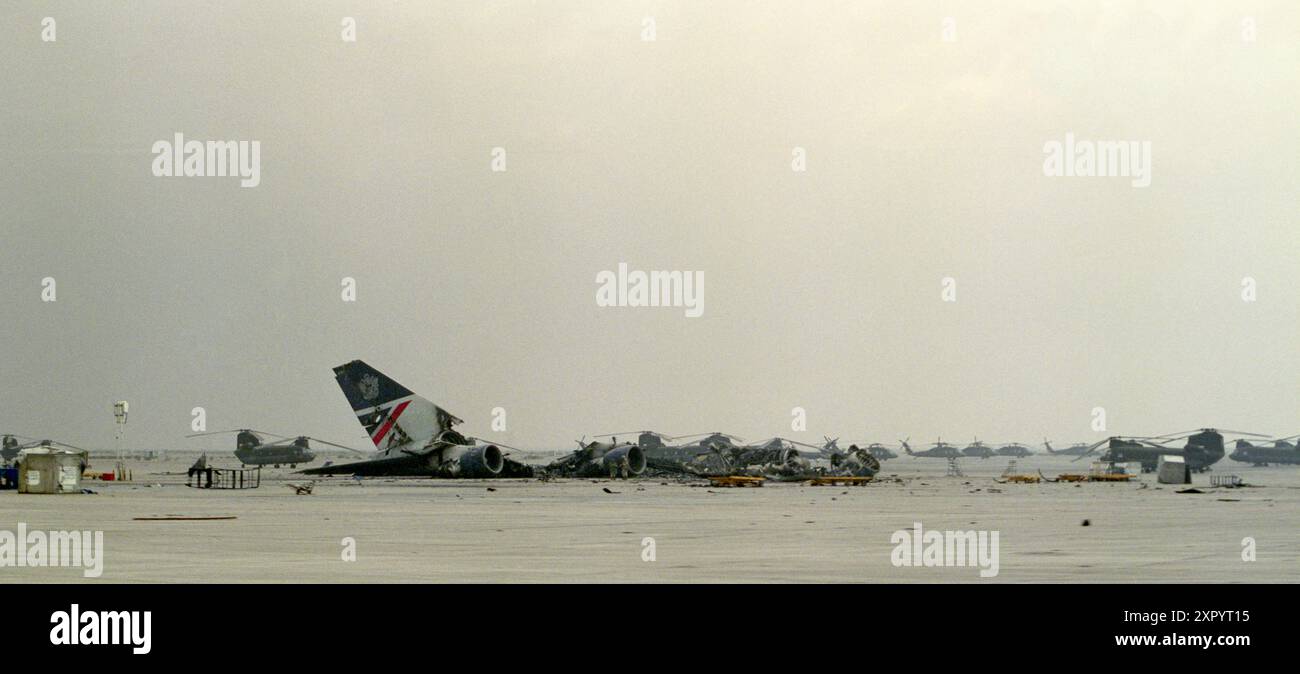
[301, 360, 533, 478]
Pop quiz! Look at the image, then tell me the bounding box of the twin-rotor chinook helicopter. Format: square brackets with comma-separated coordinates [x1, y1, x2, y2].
[1228, 434, 1300, 466]
[1070, 428, 1273, 473]
[185, 429, 365, 468]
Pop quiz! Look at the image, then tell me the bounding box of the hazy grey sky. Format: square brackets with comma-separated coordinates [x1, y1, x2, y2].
[2, 1, 1296, 451]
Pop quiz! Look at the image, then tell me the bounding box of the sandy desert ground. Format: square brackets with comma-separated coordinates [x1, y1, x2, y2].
[2, 453, 1297, 583]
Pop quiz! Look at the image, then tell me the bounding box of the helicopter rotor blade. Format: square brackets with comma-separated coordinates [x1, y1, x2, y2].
[185, 429, 249, 438]
[1072, 438, 1112, 462]
[1146, 430, 1195, 440]
[1149, 428, 1271, 440]
[594, 431, 670, 439]
[185, 428, 291, 441]
[24, 439, 91, 453]
[301, 437, 368, 455]
[673, 432, 745, 443]
[1213, 429, 1273, 438]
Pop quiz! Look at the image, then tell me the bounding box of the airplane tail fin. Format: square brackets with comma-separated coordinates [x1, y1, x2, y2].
[333, 360, 462, 451]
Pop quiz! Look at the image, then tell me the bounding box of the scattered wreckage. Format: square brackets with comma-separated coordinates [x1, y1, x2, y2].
[641, 437, 881, 482]
[544, 439, 647, 478]
[288, 367, 892, 483]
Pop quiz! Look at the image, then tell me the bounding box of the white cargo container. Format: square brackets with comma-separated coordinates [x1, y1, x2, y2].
[16, 446, 89, 494]
[1157, 454, 1190, 485]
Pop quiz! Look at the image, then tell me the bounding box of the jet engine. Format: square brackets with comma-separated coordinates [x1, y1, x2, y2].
[601, 444, 647, 478]
[546, 441, 646, 478]
[442, 444, 504, 478]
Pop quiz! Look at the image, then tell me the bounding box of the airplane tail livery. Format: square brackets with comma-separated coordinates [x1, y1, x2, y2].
[333, 360, 463, 452]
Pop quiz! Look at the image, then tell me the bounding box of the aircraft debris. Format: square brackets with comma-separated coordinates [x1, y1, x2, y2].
[285, 481, 315, 495]
[546, 439, 646, 479]
[707, 475, 765, 488]
[805, 476, 872, 487]
[134, 515, 238, 521]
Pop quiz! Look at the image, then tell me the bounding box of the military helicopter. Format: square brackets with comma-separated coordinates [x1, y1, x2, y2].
[1042, 439, 1092, 456]
[905, 438, 962, 458]
[745, 437, 827, 460]
[865, 442, 900, 460]
[593, 430, 677, 455]
[186, 429, 365, 468]
[1073, 429, 1270, 473]
[821, 436, 900, 461]
[663, 432, 745, 460]
[1, 434, 25, 463]
[823, 444, 882, 477]
[816, 435, 900, 462]
[961, 438, 996, 459]
[2, 435, 87, 464]
[1228, 434, 1300, 466]
[996, 442, 1035, 458]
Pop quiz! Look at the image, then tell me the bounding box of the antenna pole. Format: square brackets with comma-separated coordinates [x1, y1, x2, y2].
[114, 401, 129, 481]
